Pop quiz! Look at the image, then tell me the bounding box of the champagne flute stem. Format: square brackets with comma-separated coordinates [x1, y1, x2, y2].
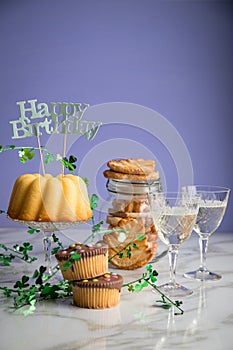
[199, 236, 209, 272]
[168, 245, 179, 285]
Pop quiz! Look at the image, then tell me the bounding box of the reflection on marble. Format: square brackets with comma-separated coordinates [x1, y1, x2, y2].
[0, 228, 233, 350]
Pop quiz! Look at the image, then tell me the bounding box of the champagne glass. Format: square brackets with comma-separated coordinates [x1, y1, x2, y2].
[182, 185, 230, 281]
[149, 192, 199, 297]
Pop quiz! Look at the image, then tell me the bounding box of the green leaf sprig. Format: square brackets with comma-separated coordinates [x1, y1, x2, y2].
[0, 145, 78, 173]
[60, 155, 77, 172]
[0, 265, 72, 315]
[108, 234, 145, 261]
[62, 252, 81, 272]
[18, 148, 35, 163]
[0, 145, 16, 152]
[82, 177, 89, 186]
[27, 227, 41, 234]
[0, 233, 73, 313]
[0, 242, 37, 266]
[89, 194, 104, 240]
[123, 264, 183, 315]
[90, 194, 99, 210]
[87, 194, 128, 244]
[51, 233, 65, 255]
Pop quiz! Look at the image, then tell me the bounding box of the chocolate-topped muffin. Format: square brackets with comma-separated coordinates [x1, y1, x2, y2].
[55, 241, 108, 280]
[72, 272, 123, 309]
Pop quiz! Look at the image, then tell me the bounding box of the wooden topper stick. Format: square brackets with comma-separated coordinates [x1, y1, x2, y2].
[36, 134, 45, 176]
[62, 133, 67, 176]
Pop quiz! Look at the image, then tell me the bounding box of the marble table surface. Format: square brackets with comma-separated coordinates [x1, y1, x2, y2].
[0, 227, 233, 350]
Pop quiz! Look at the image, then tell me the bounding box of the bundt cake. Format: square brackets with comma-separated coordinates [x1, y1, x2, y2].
[7, 173, 92, 222]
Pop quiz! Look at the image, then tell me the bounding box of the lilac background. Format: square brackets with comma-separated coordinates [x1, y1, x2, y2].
[0, 0, 233, 231]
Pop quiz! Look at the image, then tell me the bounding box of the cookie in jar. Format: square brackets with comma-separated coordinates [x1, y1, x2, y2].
[102, 158, 162, 270]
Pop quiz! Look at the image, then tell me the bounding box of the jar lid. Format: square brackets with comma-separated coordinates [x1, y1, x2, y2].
[106, 178, 162, 195]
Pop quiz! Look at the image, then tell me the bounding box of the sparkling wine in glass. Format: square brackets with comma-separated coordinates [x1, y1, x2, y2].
[149, 192, 199, 297]
[183, 185, 230, 281]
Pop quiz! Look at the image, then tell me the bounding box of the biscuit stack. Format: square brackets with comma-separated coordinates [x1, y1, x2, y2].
[103, 158, 159, 181]
[103, 158, 159, 270]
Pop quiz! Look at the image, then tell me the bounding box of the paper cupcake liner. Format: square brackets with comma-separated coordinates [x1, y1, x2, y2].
[72, 286, 121, 309]
[59, 254, 108, 280]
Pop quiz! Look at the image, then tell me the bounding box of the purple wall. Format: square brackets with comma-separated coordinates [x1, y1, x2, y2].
[0, 0, 233, 231]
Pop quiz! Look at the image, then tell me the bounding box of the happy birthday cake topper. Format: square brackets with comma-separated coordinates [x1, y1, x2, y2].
[9, 99, 102, 140]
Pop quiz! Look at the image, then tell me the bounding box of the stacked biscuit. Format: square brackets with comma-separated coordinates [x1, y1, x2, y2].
[103, 158, 159, 181]
[103, 158, 159, 270]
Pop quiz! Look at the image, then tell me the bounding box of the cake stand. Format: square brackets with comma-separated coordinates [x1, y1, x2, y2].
[8, 217, 87, 275]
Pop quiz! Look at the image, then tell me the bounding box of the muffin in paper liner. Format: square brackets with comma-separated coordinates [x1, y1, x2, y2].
[55, 242, 108, 280]
[72, 272, 123, 309]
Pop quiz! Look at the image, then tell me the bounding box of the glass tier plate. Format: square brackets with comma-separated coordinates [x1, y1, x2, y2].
[7, 216, 87, 232]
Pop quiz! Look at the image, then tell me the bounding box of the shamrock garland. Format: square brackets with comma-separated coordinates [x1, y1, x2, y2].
[0, 145, 77, 173]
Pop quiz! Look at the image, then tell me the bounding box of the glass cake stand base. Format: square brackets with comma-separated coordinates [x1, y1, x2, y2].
[8, 217, 87, 275]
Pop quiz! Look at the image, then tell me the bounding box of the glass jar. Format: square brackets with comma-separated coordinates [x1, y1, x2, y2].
[100, 178, 164, 270]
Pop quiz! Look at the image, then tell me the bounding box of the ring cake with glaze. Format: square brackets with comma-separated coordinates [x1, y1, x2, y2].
[72, 272, 123, 309]
[55, 242, 108, 280]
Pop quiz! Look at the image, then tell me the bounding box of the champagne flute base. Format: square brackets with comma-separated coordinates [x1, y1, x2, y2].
[154, 282, 193, 298]
[184, 269, 221, 281]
